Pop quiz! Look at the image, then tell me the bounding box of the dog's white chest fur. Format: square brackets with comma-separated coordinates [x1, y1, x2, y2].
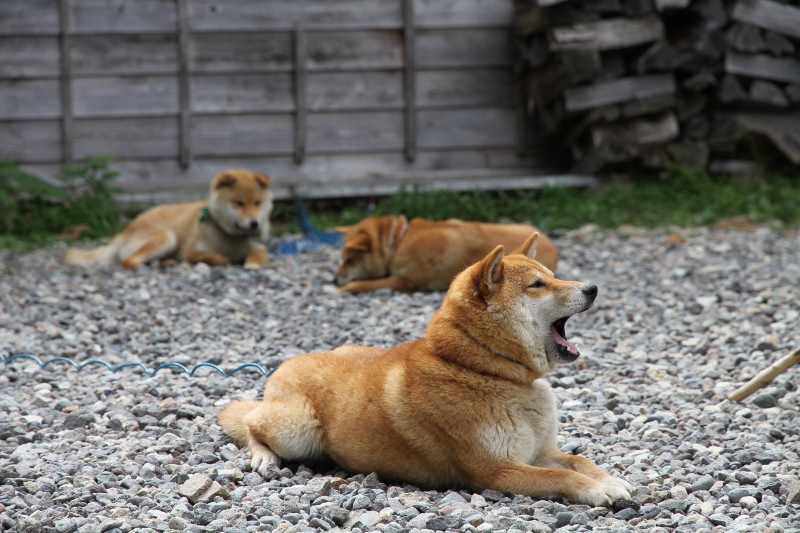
[478, 380, 558, 464]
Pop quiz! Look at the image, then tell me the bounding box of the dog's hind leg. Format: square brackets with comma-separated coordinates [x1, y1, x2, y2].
[219, 394, 325, 478]
[119, 232, 178, 269]
[338, 275, 412, 295]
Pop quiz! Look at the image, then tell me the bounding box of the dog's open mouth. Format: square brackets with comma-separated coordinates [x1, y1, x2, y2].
[551, 317, 580, 361]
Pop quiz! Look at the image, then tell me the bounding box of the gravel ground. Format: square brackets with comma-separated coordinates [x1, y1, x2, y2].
[1, 225, 799, 533]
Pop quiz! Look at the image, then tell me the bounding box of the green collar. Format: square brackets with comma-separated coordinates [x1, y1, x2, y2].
[199, 206, 211, 223]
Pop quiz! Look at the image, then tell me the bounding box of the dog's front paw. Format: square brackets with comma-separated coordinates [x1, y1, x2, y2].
[576, 478, 631, 507]
[604, 475, 632, 494]
[243, 262, 263, 270]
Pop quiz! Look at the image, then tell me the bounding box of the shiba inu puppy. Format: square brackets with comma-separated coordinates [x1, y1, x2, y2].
[219, 233, 631, 506]
[333, 216, 558, 294]
[64, 169, 273, 269]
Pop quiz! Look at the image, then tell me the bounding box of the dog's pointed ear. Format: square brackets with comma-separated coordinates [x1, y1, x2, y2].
[214, 173, 237, 189]
[346, 232, 371, 252]
[335, 224, 356, 234]
[478, 245, 505, 294]
[254, 173, 271, 188]
[397, 214, 408, 227]
[512, 232, 539, 259]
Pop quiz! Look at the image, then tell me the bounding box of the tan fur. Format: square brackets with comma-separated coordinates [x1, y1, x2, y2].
[219, 234, 631, 506]
[64, 169, 273, 269]
[333, 215, 559, 294]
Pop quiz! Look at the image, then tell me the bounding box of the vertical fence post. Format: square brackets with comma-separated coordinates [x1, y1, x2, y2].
[515, 79, 528, 157]
[176, 0, 192, 169]
[403, 0, 417, 163]
[58, 0, 73, 164]
[294, 28, 307, 165]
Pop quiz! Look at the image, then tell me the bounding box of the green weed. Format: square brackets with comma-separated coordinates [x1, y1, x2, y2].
[0, 156, 124, 243]
[346, 166, 800, 231]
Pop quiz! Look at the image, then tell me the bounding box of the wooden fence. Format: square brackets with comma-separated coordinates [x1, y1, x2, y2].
[0, 0, 588, 202]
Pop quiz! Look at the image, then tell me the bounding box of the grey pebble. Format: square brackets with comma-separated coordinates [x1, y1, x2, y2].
[2, 227, 799, 533]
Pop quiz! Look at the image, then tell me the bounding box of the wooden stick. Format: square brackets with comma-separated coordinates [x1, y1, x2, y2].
[728, 347, 800, 402]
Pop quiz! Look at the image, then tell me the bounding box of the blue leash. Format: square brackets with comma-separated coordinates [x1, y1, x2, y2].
[268, 191, 344, 256]
[2, 353, 277, 379]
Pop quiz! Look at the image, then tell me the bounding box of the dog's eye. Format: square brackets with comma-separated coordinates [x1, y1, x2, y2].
[255, 201, 261, 206]
[529, 280, 545, 289]
[236, 201, 244, 207]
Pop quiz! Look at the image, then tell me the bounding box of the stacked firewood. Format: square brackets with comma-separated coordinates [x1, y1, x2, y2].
[515, 0, 800, 172]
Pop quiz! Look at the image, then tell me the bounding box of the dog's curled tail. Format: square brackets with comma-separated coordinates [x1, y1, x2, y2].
[218, 400, 261, 446]
[63, 236, 123, 266]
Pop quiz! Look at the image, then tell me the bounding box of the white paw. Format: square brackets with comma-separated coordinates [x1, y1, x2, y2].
[579, 479, 631, 507]
[243, 262, 261, 270]
[249, 440, 281, 477]
[605, 475, 633, 494]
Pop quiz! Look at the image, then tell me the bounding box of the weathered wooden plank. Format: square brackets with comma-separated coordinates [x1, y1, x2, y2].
[418, 108, 517, 149]
[538, 0, 572, 7]
[71, 35, 178, 75]
[413, 0, 513, 28]
[295, 29, 308, 164]
[0, 37, 60, 77]
[416, 29, 513, 68]
[189, 72, 409, 113]
[725, 51, 800, 85]
[186, 0, 402, 31]
[308, 72, 404, 111]
[72, 76, 179, 117]
[59, 0, 74, 164]
[307, 31, 404, 71]
[73, 117, 179, 159]
[177, 0, 191, 169]
[307, 111, 405, 153]
[750, 80, 789, 107]
[190, 74, 294, 113]
[592, 112, 679, 161]
[731, 0, 800, 40]
[0, 120, 62, 163]
[564, 73, 675, 112]
[417, 69, 515, 108]
[726, 23, 766, 54]
[0, 0, 59, 35]
[70, 0, 177, 34]
[736, 111, 800, 163]
[61, 29, 514, 74]
[0, 80, 61, 119]
[21, 148, 565, 200]
[548, 15, 664, 52]
[191, 115, 294, 157]
[404, 0, 417, 163]
[189, 32, 293, 73]
[654, 0, 690, 11]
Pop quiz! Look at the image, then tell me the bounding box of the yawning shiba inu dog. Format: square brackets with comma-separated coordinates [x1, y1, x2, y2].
[219, 233, 631, 505]
[334, 216, 558, 294]
[64, 169, 273, 269]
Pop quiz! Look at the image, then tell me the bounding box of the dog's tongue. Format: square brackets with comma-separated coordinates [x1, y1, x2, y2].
[551, 325, 579, 355]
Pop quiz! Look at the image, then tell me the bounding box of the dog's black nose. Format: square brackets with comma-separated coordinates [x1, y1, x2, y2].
[249, 220, 259, 230]
[582, 284, 598, 297]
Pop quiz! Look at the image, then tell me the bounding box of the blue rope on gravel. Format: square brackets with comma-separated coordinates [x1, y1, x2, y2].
[2, 353, 277, 379]
[268, 193, 344, 256]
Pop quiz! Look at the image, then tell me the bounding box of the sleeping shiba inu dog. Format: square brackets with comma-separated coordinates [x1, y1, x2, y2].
[64, 169, 273, 269]
[333, 215, 559, 294]
[219, 233, 631, 506]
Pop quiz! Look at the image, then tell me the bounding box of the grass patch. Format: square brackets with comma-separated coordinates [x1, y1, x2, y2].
[285, 165, 800, 232]
[0, 156, 124, 250]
